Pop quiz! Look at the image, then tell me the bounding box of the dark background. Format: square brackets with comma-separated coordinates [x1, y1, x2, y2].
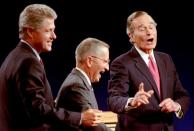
[1, 0, 193, 131]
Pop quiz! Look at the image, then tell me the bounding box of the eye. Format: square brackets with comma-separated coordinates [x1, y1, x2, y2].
[138, 26, 146, 31]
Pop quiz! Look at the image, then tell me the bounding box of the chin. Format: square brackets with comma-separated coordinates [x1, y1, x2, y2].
[94, 78, 100, 83]
[46, 48, 52, 52]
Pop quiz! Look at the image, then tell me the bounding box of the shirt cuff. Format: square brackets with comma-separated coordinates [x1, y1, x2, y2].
[124, 98, 136, 111]
[175, 102, 183, 119]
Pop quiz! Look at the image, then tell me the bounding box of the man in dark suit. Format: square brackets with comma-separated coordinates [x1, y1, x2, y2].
[0, 4, 104, 131]
[107, 11, 190, 131]
[55, 37, 111, 131]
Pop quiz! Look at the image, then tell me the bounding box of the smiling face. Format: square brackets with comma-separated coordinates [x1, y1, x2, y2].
[89, 47, 109, 83]
[75, 37, 110, 83]
[30, 18, 56, 53]
[130, 14, 157, 54]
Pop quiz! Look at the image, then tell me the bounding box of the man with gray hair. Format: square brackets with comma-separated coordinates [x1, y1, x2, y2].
[0, 4, 103, 131]
[107, 11, 190, 131]
[55, 37, 111, 131]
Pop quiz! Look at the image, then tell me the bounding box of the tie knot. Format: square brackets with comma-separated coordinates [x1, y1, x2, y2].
[149, 55, 155, 63]
[149, 55, 153, 60]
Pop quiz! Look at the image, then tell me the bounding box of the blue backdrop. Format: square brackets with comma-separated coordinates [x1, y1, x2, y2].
[1, 0, 193, 131]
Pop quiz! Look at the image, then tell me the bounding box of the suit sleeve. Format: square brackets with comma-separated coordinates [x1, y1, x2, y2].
[167, 55, 190, 116]
[56, 83, 93, 112]
[108, 59, 130, 113]
[18, 58, 81, 127]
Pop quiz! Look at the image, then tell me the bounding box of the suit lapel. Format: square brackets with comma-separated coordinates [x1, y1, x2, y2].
[72, 69, 92, 91]
[18, 42, 37, 57]
[135, 60, 161, 100]
[72, 69, 98, 108]
[154, 53, 168, 100]
[132, 48, 161, 101]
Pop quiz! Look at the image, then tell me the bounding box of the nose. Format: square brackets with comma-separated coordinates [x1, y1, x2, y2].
[52, 31, 57, 39]
[146, 28, 152, 35]
[105, 63, 109, 71]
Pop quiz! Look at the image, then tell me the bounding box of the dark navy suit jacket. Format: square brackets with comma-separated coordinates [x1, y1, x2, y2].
[108, 47, 190, 131]
[0, 42, 81, 131]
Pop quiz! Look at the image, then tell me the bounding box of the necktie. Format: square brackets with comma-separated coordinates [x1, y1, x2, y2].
[39, 58, 44, 66]
[148, 55, 160, 95]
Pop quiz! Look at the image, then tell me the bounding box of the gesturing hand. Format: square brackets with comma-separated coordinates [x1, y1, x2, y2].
[131, 83, 154, 108]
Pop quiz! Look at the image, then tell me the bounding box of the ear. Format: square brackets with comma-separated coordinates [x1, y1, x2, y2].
[86, 56, 92, 68]
[26, 28, 34, 39]
[128, 32, 134, 44]
[127, 31, 131, 37]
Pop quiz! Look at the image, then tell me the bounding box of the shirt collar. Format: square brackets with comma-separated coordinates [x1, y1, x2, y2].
[134, 45, 155, 65]
[75, 67, 92, 86]
[21, 39, 41, 61]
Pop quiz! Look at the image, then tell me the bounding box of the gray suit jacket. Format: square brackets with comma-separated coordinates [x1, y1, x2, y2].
[56, 68, 111, 131]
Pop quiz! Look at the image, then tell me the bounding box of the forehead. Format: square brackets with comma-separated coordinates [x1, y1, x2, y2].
[95, 46, 109, 56]
[40, 18, 55, 27]
[132, 14, 155, 26]
[100, 46, 109, 54]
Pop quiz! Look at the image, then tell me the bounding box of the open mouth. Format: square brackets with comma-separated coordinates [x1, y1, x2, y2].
[100, 71, 104, 74]
[147, 38, 154, 42]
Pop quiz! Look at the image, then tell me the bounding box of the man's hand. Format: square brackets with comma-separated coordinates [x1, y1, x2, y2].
[159, 98, 180, 113]
[81, 109, 102, 127]
[131, 83, 154, 108]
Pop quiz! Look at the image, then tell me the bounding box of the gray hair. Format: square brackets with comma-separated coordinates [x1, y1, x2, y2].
[19, 4, 57, 39]
[75, 37, 109, 64]
[126, 11, 157, 35]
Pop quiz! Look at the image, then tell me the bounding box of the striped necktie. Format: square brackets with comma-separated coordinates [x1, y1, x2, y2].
[148, 55, 160, 95]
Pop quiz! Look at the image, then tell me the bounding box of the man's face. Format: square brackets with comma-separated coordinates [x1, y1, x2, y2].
[89, 47, 109, 83]
[130, 14, 157, 54]
[31, 18, 56, 53]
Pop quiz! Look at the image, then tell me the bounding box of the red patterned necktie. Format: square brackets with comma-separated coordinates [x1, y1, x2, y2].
[39, 58, 44, 66]
[148, 55, 160, 95]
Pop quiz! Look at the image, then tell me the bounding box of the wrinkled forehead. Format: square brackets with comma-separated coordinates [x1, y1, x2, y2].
[132, 14, 155, 27]
[93, 46, 109, 57]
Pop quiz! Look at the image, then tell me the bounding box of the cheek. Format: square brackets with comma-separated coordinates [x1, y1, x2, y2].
[132, 33, 142, 43]
[93, 68, 100, 77]
[133, 37, 143, 45]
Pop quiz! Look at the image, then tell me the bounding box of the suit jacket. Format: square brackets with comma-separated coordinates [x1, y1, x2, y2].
[0, 42, 81, 131]
[108, 47, 190, 131]
[55, 68, 111, 131]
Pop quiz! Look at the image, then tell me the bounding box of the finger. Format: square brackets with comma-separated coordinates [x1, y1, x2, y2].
[91, 119, 102, 126]
[139, 82, 144, 92]
[161, 104, 171, 113]
[137, 102, 141, 107]
[141, 97, 149, 104]
[159, 98, 170, 107]
[93, 119, 101, 124]
[90, 109, 103, 118]
[161, 106, 167, 112]
[137, 99, 148, 105]
[147, 90, 154, 95]
[138, 92, 152, 98]
[160, 101, 172, 113]
[136, 96, 149, 104]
